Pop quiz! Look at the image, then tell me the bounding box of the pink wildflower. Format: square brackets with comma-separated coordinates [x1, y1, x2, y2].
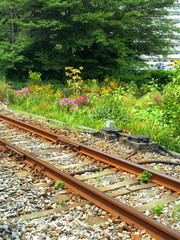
[22, 88, 29, 92]
[75, 96, 88, 103]
[15, 87, 30, 98]
[59, 100, 67, 105]
[68, 100, 77, 104]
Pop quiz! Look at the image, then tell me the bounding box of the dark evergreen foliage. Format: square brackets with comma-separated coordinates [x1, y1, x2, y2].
[0, 0, 177, 80]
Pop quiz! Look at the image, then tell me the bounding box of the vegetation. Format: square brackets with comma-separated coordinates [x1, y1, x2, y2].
[120, 177, 125, 182]
[170, 203, 180, 223]
[0, 0, 177, 80]
[0, 61, 180, 153]
[54, 181, 65, 189]
[60, 200, 66, 206]
[138, 171, 152, 183]
[1, 1, 179, 153]
[153, 204, 165, 216]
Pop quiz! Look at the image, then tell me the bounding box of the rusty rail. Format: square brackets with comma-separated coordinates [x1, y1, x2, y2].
[0, 138, 180, 240]
[0, 114, 179, 193]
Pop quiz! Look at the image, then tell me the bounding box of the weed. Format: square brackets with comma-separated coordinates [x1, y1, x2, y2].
[120, 177, 125, 181]
[54, 181, 64, 189]
[153, 204, 164, 216]
[107, 193, 113, 197]
[152, 167, 161, 172]
[149, 192, 157, 197]
[60, 200, 66, 206]
[171, 203, 180, 223]
[96, 170, 103, 183]
[65, 66, 84, 95]
[109, 178, 115, 184]
[97, 175, 102, 183]
[138, 171, 152, 183]
[85, 179, 90, 184]
[0, 76, 12, 102]
[28, 70, 42, 85]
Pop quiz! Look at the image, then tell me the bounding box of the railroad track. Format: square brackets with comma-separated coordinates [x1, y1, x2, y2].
[0, 149, 113, 240]
[0, 113, 180, 240]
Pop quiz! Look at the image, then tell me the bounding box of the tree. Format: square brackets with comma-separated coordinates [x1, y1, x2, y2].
[0, 0, 177, 80]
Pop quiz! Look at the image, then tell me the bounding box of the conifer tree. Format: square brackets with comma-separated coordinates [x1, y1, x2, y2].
[0, 0, 177, 79]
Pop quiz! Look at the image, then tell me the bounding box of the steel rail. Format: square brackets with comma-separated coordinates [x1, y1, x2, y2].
[0, 138, 180, 240]
[0, 114, 179, 193]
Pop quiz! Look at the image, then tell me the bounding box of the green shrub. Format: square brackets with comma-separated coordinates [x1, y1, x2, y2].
[91, 93, 131, 124]
[161, 78, 180, 136]
[149, 70, 174, 86]
[28, 70, 42, 85]
[54, 181, 64, 189]
[138, 171, 152, 183]
[153, 204, 164, 216]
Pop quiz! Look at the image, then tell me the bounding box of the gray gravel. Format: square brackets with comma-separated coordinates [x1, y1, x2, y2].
[0, 154, 155, 240]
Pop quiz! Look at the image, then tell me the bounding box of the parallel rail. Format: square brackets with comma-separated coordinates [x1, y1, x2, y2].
[0, 114, 179, 192]
[0, 138, 180, 240]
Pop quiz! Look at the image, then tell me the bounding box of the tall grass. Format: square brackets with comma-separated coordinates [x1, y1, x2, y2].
[0, 76, 14, 103]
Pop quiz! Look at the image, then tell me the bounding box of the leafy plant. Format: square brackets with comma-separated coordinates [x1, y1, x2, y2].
[149, 192, 157, 197]
[97, 175, 102, 183]
[54, 181, 64, 189]
[141, 78, 160, 94]
[65, 66, 84, 95]
[138, 171, 152, 183]
[170, 203, 180, 223]
[91, 94, 131, 124]
[96, 170, 103, 183]
[60, 200, 66, 206]
[120, 177, 125, 181]
[109, 177, 115, 184]
[85, 179, 90, 184]
[162, 85, 180, 136]
[58, 96, 88, 112]
[0, 76, 12, 102]
[28, 70, 42, 85]
[153, 204, 164, 216]
[152, 167, 161, 172]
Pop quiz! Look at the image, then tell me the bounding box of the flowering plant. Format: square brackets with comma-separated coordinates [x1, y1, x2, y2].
[59, 98, 79, 111]
[75, 96, 88, 104]
[59, 96, 88, 111]
[3, 101, 8, 105]
[65, 66, 84, 95]
[15, 88, 31, 98]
